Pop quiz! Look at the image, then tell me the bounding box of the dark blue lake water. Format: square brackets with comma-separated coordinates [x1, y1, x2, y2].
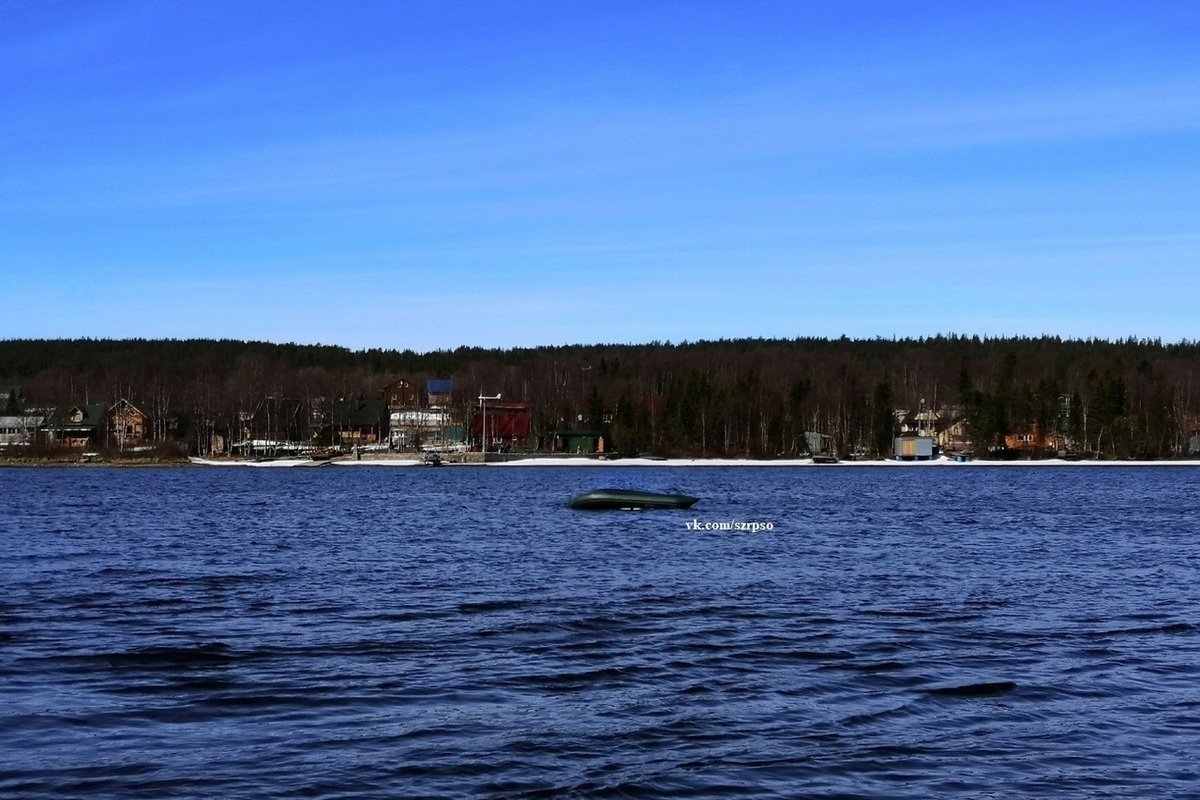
[2, 464, 1198, 798]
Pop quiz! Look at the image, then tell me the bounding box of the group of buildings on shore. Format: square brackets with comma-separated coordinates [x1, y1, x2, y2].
[0, 379, 569, 458]
[7, 381, 1198, 461]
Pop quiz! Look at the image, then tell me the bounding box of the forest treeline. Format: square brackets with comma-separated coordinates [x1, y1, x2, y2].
[3, 335, 1200, 459]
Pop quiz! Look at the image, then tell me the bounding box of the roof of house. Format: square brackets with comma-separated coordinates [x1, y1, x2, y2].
[0, 415, 42, 426]
[332, 398, 389, 427]
[41, 404, 106, 430]
[108, 398, 148, 417]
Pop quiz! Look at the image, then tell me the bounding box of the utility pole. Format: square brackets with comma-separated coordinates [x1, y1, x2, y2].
[478, 393, 501, 462]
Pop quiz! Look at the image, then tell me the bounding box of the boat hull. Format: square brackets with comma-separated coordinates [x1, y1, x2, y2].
[568, 489, 699, 511]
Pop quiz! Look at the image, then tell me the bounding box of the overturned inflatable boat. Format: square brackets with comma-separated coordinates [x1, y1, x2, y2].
[568, 489, 699, 511]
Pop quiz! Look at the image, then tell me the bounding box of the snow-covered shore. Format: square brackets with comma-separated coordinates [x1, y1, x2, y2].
[187, 455, 1200, 468]
[488, 456, 1200, 467]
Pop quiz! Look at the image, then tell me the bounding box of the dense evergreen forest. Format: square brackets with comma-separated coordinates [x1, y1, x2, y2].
[3, 335, 1200, 459]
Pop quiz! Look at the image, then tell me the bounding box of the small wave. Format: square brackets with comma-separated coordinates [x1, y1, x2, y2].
[103, 642, 233, 669]
[836, 696, 921, 727]
[746, 648, 857, 663]
[861, 607, 937, 619]
[679, 683, 712, 695]
[1088, 621, 1193, 638]
[506, 664, 659, 692]
[926, 680, 1017, 698]
[457, 599, 530, 615]
[111, 675, 238, 695]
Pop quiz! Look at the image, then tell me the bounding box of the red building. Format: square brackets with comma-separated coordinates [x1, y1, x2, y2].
[468, 402, 532, 450]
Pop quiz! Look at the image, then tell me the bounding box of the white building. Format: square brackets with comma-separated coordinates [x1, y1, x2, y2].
[0, 415, 44, 447]
[389, 409, 452, 449]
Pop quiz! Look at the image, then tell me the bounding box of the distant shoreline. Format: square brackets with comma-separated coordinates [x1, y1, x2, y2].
[489, 456, 1200, 468]
[4, 453, 1200, 469]
[0, 455, 191, 468]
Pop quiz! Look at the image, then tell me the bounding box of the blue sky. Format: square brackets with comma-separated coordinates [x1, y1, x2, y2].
[2, 1, 1198, 351]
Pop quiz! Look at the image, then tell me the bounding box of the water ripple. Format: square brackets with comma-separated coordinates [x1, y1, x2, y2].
[2, 466, 1200, 798]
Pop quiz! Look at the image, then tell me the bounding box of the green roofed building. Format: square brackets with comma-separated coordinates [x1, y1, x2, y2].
[40, 404, 106, 448]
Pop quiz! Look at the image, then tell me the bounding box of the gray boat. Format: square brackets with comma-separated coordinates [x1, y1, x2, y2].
[568, 489, 699, 511]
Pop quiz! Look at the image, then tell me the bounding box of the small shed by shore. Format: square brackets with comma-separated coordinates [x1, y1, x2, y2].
[554, 430, 607, 454]
[894, 434, 937, 461]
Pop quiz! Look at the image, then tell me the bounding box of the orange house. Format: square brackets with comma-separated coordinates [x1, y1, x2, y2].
[1005, 423, 1064, 454]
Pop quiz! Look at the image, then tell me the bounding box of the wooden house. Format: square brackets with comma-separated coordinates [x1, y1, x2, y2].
[330, 398, 389, 445]
[40, 404, 106, 448]
[107, 399, 148, 449]
[381, 378, 423, 410]
[938, 414, 968, 449]
[897, 403, 969, 453]
[1005, 424, 1065, 456]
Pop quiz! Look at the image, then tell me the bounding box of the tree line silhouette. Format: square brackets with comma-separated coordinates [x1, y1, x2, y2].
[2, 335, 1198, 459]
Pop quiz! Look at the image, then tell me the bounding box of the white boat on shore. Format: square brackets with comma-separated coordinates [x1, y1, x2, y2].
[189, 456, 331, 467]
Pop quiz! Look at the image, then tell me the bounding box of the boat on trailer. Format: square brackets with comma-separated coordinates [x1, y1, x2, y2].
[568, 489, 699, 511]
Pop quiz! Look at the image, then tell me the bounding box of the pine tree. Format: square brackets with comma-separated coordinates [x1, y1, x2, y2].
[871, 378, 895, 457]
[1067, 391, 1085, 452]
